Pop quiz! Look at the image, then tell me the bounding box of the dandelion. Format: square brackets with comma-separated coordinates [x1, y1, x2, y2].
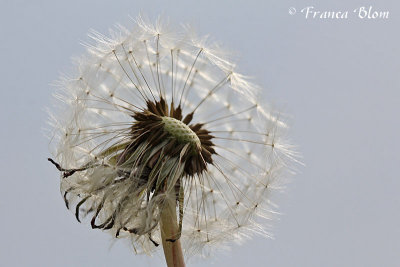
[47, 16, 294, 266]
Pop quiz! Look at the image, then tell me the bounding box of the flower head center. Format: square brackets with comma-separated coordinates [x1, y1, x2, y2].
[162, 116, 201, 149]
[128, 98, 216, 176]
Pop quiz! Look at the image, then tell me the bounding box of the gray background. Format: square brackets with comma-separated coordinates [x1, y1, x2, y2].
[0, 0, 399, 266]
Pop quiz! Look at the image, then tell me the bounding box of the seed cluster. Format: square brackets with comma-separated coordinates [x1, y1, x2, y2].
[162, 116, 201, 149]
[127, 97, 215, 177]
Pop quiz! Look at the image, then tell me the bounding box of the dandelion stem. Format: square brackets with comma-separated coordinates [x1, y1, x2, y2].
[160, 190, 185, 267]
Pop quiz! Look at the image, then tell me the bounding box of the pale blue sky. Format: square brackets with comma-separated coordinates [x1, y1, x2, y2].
[0, 0, 399, 266]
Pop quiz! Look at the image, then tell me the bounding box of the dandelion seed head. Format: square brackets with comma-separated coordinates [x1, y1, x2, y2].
[47, 16, 295, 258]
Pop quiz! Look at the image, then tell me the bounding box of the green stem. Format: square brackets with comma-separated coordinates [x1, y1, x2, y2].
[160, 191, 185, 267]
